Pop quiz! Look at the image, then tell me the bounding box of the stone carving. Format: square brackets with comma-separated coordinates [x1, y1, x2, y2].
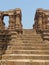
[0, 8, 22, 32]
[0, 12, 5, 30]
[33, 8, 49, 40]
[34, 8, 49, 32]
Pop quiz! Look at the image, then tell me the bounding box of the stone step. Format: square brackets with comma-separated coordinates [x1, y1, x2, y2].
[42, 29, 49, 31]
[17, 37, 42, 40]
[7, 45, 49, 48]
[7, 45, 49, 49]
[43, 36, 49, 39]
[22, 31, 40, 33]
[22, 41, 45, 43]
[23, 29, 36, 33]
[19, 36, 47, 39]
[43, 32, 49, 34]
[18, 40, 44, 42]
[8, 42, 47, 44]
[5, 50, 49, 54]
[11, 38, 43, 42]
[22, 34, 41, 37]
[20, 38, 42, 40]
[10, 45, 48, 49]
[22, 34, 39, 36]
[22, 40, 43, 42]
[9, 43, 49, 46]
[0, 60, 49, 65]
[17, 38, 42, 41]
[21, 39, 43, 42]
[43, 34, 49, 36]
[7, 46, 49, 49]
[22, 34, 41, 35]
[22, 41, 43, 43]
[17, 42, 49, 44]
[6, 45, 49, 52]
[2, 54, 49, 60]
[8, 46, 49, 50]
[22, 33, 41, 35]
[22, 35, 41, 38]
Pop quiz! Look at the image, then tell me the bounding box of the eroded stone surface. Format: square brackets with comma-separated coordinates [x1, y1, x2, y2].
[0, 8, 49, 65]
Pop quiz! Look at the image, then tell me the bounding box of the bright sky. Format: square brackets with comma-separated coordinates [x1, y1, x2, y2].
[0, 0, 49, 29]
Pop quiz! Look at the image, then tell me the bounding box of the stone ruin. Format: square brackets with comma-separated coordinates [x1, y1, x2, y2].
[34, 8, 49, 40]
[0, 8, 23, 60]
[0, 8, 49, 65]
[0, 8, 22, 31]
[34, 8, 49, 31]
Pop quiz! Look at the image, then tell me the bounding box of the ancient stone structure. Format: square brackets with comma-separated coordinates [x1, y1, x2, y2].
[0, 8, 49, 65]
[34, 8, 49, 40]
[34, 8, 48, 31]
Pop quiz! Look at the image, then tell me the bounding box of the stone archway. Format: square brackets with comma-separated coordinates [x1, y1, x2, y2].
[3, 16, 9, 28]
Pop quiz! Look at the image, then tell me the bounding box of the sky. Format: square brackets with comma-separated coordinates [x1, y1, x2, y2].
[0, 0, 49, 29]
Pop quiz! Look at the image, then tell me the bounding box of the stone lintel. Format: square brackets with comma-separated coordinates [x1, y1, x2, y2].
[1, 8, 21, 16]
[3, 11, 15, 16]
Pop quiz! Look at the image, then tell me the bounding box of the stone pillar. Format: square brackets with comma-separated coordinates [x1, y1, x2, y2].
[0, 12, 5, 30]
[42, 15, 47, 30]
[15, 9, 22, 33]
[46, 16, 49, 29]
[8, 12, 15, 30]
[38, 15, 43, 31]
[0, 12, 5, 60]
[34, 19, 38, 30]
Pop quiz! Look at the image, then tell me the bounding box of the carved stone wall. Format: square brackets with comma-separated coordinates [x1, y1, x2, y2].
[0, 12, 5, 30]
[15, 9, 22, 31]
[0, 8, 22, 32]
[34, 8, 49, 32]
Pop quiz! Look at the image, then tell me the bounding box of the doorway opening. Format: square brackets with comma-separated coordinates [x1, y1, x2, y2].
[3, 16, 9, 28]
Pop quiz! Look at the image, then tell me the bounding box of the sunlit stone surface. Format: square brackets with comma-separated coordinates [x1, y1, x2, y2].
[0, 8, 49, 65]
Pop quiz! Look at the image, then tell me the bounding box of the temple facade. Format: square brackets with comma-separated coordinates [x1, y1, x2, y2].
[34, 8, 49, 40]
[0, 8, 49, 65]
[34, 8, 49, 31]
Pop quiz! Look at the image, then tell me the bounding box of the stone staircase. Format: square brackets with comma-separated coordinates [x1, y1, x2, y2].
[1, 29, 49, 65]
[42, 29, 49, 41]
